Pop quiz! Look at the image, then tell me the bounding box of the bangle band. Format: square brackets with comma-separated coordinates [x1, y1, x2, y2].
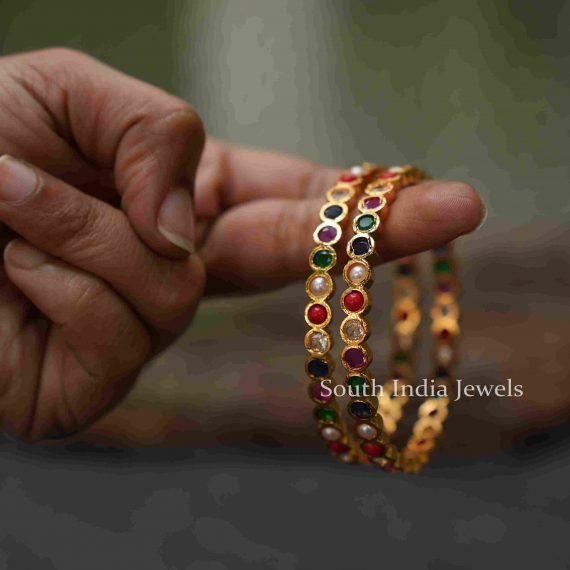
[340, 166, 461, 473]
[304, 164, 381, 463]
[304, 164, 461, 473]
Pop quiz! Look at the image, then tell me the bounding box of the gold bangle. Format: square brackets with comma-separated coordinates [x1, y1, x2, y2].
[304, 164, 381, 462]
[340, 166, 461, 473]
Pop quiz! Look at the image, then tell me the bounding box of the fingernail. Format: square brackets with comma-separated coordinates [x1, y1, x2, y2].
[0, 155, 38, 202]
[4, 239, 47, 269]
[475, 201, 488, 231]
[157, 186, 196, 254]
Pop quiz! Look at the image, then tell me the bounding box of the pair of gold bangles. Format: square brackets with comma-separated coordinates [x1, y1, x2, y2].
[303, 164, 460, 473]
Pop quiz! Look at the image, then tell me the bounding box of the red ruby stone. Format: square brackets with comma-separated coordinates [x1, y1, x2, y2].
[378, 170, 396, 179]
[362, 442, 387, 457]
[328, 441, 349, 454]
[344, 347, 366, 369]
[399, 311, 408, 321]
[339, 173, 357, 183]
[343, 290, 365, 312]
[364, 197, 381, 209]
[439, 329, 451, 341]
[308, 304, 328, 325]
[310, 382, 333, 403]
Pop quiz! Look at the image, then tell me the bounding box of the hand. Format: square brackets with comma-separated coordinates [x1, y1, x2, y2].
[194, 140, 484, 292]
[0, 48, 206, 440]
[0, 48, 484, 441]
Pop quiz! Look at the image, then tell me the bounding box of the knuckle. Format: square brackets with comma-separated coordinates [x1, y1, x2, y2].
[44, 197, 102, 256]
[155, 105, 206, 151]
[154, 276, 195, 317]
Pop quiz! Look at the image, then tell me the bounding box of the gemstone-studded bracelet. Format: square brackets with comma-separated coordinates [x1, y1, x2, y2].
[304, 163, 382, 463]
[338, 165, 461, 473]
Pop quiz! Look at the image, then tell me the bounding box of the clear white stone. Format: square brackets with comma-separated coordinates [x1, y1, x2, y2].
[331, 189, 349, 200]
[310, 276, 330, 296]
[321, 426, 341, 441]
[348, 262, 367, 284]
[351, 165, 364, 175]
[339, 452, 353, 463]
[357, 423, 377, 440]
[343, 319, 364, 341]
[308, 331, 329, 353]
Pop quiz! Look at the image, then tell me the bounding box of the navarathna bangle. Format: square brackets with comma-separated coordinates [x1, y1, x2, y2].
[304, 164, 381, 463]
[340, 166, 461, 473]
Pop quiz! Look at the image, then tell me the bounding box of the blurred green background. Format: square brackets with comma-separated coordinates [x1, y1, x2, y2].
[1, 0, 568, 226]
[1, 2, 569, 569]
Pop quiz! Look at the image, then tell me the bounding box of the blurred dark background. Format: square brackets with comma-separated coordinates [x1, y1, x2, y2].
[0, 1, 569, 569]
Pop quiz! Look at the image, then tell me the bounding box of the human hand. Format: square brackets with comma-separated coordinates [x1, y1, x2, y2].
[0, 49, 484, 441]
[0, 48, 206, 439]
[193, 140, 484, 293]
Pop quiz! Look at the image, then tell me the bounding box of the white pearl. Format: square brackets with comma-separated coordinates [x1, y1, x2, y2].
[351, 165, 364, 175]
[349, 262, 366, 283]
[437, 345, 453, 366]
[310, 276, 330, 296]
[357, 423, 377, 440]
[321, 426, 341, 441]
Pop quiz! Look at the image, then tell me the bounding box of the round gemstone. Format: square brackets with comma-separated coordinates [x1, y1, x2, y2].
[363, 197, 381, 209]
[344, 347, 366, 369]
[310, 381, 333, 403]
[436, 344, 453, 365]
[307, 331, 329, 353]
[339, 173, 357, 182]
[309, 275, 331, 297]
[356, 214, 376, 232]
[318, 225, 338, 243]
[312, 249, 333, 269]
[307, 304, 328, 325]
[307, 358, 329, 377]
[351, 165, 364, 175]
[349, 401, 373, 419]
[343, 290, 365, 312]
[398, 263, 412, 276]
[378, 170, 396, 179]
[330, 188, 349, 201]
[438, 281, 452, 293]
[321, 426, 342, 441]
[394, 352, 409, 364]
[435, 260, 451, 274]
[435, 366, 449, 378]
[323, 205, 343, 220]
[348, 261, 367, 284]
[347, 375, 367, 396]
[362, 442, 386, 457]
[439, 328, 451, 341]
[343, 318, 365, 342]
[328, 441, 350, 454]
[351, 237, 370, 256]
[357, 423, 377, 440]
[314, 407, 337, 423]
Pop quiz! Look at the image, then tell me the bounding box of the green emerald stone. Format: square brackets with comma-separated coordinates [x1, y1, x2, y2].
[314, 407, 337, 422]
[356, 214, 376, 232]
[313, 250, 334, 269]
[435, 260, 451, 274]
[347, 376, 367, 396]
[394, 352, 409, 364]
